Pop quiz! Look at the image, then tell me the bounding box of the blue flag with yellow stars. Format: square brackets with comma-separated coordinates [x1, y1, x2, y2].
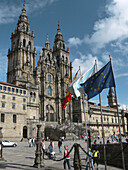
[80, 61, 115, 100]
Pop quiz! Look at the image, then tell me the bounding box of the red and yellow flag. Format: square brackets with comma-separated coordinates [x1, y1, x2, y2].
[62, 92, 72, 111]
[62, 68, 80, 111]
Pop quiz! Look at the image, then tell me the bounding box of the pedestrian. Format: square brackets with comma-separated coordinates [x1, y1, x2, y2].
[93, 148, 100, 170]
[64, 145, 71, 169]
[58, 138, 62, 154]
[86, 148, 95, 170]
[42, 139, 45, 158]
[28, 138, 31, 147]
[48, 142, 53, 153]
[94, 140, 97, 144]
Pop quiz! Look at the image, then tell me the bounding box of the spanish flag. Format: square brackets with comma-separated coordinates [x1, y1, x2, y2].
[62, 92, 72, 111]
[62, 68, 80, 111]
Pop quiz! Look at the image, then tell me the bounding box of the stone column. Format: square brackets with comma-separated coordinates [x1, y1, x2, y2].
[33, 124, 44, 168]
[74, 143, 81, 170]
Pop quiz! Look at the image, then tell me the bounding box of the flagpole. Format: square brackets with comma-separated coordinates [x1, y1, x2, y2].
[83, 94, 90, 167]
[99, 93, 107, 170]
[114, 87, 125, 170]
[95, 59, 107, 169]
[109, 56, 125, 170]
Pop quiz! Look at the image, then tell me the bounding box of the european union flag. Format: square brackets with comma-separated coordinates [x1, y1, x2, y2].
[80, 61, 115, 100]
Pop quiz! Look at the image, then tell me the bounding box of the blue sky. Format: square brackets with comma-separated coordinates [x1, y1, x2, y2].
[0, 0, 128, 109]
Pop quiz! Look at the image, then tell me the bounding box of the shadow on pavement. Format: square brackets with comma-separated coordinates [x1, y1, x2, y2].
[0, 162, 34, 170]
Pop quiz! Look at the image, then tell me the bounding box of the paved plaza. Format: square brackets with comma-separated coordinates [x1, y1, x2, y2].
[0, 140, 123, 170]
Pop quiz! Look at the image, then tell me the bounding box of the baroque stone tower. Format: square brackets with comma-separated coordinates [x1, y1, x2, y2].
[107, 87, 116, 108]
[36, 25, 72, 124]
[7, 2, 37, 87]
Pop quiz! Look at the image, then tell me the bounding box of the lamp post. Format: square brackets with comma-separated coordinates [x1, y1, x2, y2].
[33, 124, 44, 168]
[0, 127, 3, 160]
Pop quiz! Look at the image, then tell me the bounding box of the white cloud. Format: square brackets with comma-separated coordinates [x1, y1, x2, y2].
[72, 53, 103, 76]
[68, 0, 128, 52]
[116, 73, 128, 78]
[0, 5, 20, 24]
[119, 104, 128, 110]
[0, 0, 57, 24]
[68, 37, 83, 47]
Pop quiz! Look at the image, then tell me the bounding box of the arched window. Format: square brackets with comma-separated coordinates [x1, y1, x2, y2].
[66, 57, 68, 63]
[33, 92, 36, 98]
[30, 92, 32, 97]
[50, 105, 53, 110]
[47, 53, 50, 61]
[62, 56, 64, 62]
[48, 74, 51, 83]
[28, 41, 31, 49]
[46, 105, 48, 110]
[48, 86, 52, 96]
[23, 39, 26, 47]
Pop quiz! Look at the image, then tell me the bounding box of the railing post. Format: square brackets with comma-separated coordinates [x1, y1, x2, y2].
[74, 143, 81, 170]
[33, 124, 44, 169]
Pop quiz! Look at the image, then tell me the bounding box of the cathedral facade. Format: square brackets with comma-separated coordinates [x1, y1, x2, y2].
[0, 3, 72, 140]
[0, 3, 128, 140]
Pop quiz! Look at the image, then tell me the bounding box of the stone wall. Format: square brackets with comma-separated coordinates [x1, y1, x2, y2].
[92, 143, 128, 169]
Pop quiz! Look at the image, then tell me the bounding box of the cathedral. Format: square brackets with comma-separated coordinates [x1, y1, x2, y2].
[0, 2, 128, 141]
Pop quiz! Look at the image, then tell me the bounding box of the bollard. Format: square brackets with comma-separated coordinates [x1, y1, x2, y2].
[33, 124, 44, 168]
[74, 143, 81, 170]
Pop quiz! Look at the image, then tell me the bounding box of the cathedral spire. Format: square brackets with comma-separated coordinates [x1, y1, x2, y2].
[22, 0, 26, 14]
[57, 24, 61, 34]
[45, 34, 50, 50]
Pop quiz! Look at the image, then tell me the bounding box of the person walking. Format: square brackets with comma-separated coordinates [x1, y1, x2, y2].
[58, 138, 62, 154]
[42, 139, 45, 158]
[64, 145, 71, 170]
[28, 138, 32, 147]
[86, 148, 95, 170]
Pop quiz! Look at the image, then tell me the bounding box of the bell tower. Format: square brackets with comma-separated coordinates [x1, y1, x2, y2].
[107, 87, 116, 108]
[7, 1, 37, 87]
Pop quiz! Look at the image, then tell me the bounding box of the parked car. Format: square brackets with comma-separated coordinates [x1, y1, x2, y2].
[2, 140, 17, 147]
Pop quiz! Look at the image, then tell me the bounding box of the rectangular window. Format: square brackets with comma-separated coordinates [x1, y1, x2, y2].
[50, 113, 54, 121]
[48, 74, 51, 82]
[23, 105, 26, 110]
[12, 104, 15, 109]
[2, 103, 5, 108]
[8, 87, 11, 91]
[0, 86, 2, 90]
[3, 86, 6, 91]
[23, 98, 26, 102]
[13, 114, 16, 123]
[2, 95, 5, 99]
[16, 89, 18, 93]
[104, 117, 106, 121]
[12, 96, 15, 100]
[20, 90, 22, 94]
[1, 114, 5, 122]
[112, 118, 113, 123]
[23, 90, 26, 95]
[12, 88, 15, 92]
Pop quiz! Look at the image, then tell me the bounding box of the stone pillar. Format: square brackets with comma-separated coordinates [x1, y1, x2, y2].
[74, 143, 81, 170]
[33, 124, 44, 168]
[0, 127, 3, 160]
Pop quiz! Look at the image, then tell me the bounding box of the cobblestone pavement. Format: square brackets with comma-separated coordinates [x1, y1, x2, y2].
[0, 140, 123, 170]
